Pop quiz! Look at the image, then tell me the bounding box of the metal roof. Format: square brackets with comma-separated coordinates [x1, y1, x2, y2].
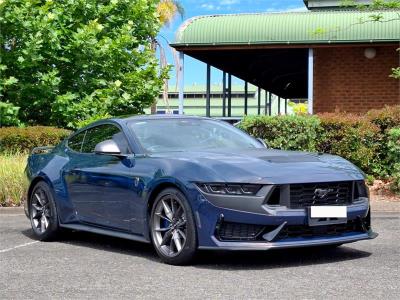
[172, 10, 400, 47]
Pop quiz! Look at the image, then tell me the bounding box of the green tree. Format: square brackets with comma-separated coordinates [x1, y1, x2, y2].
[0, 0, 167, 128]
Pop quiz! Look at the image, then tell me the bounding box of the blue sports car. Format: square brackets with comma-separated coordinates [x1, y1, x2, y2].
[24, 115, 377, 265]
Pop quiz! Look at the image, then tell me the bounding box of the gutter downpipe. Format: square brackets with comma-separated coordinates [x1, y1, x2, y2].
[178, 51, 184, 115]
[308, 48, 314, 114]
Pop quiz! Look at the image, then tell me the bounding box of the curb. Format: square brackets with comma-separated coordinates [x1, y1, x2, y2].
[0, 207, 24, 214]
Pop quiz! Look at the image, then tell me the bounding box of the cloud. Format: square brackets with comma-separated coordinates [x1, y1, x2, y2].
[200, 3, 221, 10]
[265, 6, 307, 13]
[284, 6, 308, 12]
[199, 0, 240, 11]
[220, 0, 240, 5]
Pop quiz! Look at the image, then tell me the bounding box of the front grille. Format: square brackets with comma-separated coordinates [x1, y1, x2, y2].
[217, 221, 265, 241]
[290, 181, 353, 208]
[277, 219, 363, 240]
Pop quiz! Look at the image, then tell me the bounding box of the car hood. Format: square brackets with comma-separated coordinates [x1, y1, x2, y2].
[149, 148, 364, 184]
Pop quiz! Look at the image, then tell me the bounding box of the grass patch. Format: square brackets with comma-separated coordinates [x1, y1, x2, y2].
[0, 152, 28, 207]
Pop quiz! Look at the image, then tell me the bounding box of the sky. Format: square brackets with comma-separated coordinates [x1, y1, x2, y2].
[159, 0, 307, 87]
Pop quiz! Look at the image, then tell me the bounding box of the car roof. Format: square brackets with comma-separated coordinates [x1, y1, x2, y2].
[73, 115, 218, 135]
[113, 114, 212, 123]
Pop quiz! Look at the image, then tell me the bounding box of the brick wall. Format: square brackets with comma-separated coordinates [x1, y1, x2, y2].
[313, 45, 400, 113]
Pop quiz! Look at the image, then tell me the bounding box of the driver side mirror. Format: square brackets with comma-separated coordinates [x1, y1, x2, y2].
[94, 139, 124, 157]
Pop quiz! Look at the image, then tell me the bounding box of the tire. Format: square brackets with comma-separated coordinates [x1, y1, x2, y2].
[150, 188, 197, 265]
[29, 181, 60, 241]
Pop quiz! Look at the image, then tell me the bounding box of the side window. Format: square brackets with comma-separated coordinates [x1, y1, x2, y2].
[81, 124, 130, 154]
[67, 131, 86, 152]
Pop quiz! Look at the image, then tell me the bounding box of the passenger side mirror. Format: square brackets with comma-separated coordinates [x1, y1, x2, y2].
[94, 140, 125, 157]
[256, 138, 268, 148]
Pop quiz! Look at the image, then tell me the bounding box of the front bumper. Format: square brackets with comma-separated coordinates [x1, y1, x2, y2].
[193, 189, 378, 250]
[201, 230, 378, 250]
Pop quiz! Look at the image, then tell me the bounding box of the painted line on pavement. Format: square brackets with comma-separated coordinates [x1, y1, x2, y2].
[0, 241, 39, 253]
[0, 214, 26, 217]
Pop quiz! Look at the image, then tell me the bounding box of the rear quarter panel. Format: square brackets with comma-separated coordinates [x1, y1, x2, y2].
[26, 144, 73, 222]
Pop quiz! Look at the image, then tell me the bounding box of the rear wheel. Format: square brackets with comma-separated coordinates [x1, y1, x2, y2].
[150, 188, 197, 265]
[29, 181, 60, 241]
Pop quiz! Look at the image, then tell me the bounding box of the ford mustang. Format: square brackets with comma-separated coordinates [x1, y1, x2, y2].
[24, 115, 377, 265]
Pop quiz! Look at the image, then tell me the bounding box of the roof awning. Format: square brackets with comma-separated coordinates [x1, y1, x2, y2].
[170, 10, 399, 99]
[171, 10, 400, 49]
[183, 48, 309, 99]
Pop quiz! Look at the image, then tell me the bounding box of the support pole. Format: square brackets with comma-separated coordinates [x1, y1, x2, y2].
[222, 72, 226, 117]
[264, 91, 268, 115]
[285, 98, 288, 115]
[228, 74, 232, 117]
[308, 48, 314, 114]
[178, 52, 184, 115]
[244, 81, 248, 115]
[206, 64, 211, 117]
[278, 96, 281, 115]
[257, 87, 261, 115]
[268, 92, 272, 116]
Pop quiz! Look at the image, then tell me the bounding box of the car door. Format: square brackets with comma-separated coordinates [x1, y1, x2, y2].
[63, 123, 136, 231]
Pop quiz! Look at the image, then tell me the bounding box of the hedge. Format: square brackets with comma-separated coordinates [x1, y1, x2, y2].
[240, 115, 321, 152]
[388, 127, 400, 192]
[240, 105, 400, 179]
[0, 126, 71, 153]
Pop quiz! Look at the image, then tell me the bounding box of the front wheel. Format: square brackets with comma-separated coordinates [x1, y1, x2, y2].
[29, 181, 60, 241]
[150, 188, 197, 265]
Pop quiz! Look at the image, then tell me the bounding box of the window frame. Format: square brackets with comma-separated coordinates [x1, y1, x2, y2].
[66, 130, 87, 153]
[66, 122, 133, 155]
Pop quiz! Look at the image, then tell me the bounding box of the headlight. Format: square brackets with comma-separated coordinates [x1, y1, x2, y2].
[195, 183, 262, 195]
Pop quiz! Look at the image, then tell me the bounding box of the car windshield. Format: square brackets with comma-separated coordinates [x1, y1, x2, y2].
[128, 118, 262, 153]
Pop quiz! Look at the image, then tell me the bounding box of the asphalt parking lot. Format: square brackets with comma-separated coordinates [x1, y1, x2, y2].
[1, 207, 399, 300]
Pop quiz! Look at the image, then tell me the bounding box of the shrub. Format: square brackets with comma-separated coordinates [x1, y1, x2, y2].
[239, 115, 321, 152]
[288, 101, 308, 115]
[0, 126, 70, 153]
[317, 113, 380, 175]
[367, 105, 400, 133]
[388, 127, 400, 193]
[0, 152, 28, 206]
[366, 105, 400, 176]
[240, 106, 400, 178]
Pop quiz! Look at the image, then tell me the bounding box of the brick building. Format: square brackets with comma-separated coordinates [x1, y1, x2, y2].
[313, 45, 399, 113]
[171, 3, 399, 116]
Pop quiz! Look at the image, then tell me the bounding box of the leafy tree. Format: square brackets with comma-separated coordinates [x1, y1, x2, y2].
[0, 0, 167, 128]
[157, 0, 184, 26]
[0, 101, 20, 126]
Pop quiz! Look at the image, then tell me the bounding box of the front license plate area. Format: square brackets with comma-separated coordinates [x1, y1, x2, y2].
[308, 206, 347, 226]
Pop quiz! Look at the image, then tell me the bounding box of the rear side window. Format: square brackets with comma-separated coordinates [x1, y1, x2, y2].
[81, 124, 130, 154]
[67, 131, 86, 152]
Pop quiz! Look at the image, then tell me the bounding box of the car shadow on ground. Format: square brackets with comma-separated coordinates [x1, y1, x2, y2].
[21, 228, 157, 260]
[21, 228, 372, 270]
[194, 246, 372, 270]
